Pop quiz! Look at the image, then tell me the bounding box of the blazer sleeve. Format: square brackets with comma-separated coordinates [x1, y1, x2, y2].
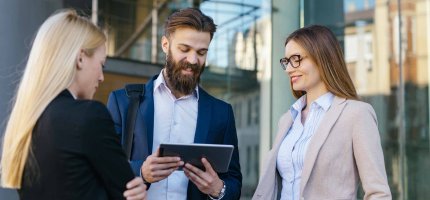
[352, 103, 391, 199]
[107, 90, 144, 176]
[220, 104, 242, 200]
[80, 102, 135, 200]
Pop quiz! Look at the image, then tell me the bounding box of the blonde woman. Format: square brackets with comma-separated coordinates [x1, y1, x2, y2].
[252, 25, 391, 200]
[1, 9, 146, 200]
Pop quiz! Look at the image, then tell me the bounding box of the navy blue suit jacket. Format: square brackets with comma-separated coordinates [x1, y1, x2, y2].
[107, 75, 242, 199]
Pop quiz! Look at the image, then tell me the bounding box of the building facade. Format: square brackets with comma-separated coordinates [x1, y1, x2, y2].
[1, 0, 429, 199]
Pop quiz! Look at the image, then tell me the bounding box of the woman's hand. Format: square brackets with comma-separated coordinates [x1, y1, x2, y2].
[123, 177, 147, 200]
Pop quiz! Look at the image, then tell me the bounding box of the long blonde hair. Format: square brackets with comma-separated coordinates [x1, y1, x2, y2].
[1, 9, 106, 188]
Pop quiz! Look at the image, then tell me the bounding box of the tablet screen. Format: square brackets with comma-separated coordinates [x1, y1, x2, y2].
[159, 143, 234, 173]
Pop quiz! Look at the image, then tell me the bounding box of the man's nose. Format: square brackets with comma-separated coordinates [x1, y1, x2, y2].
[187, 53, 198, 65]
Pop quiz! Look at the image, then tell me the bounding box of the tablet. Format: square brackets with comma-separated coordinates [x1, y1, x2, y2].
[159, 143, 234, 173]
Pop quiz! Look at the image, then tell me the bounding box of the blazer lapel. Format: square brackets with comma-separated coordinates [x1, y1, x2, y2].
[270, 112, 294, 199]
[273, 112, 294, 151]
[300, 96, 347, 194]
[194, 88, 211, 143]
[253, 112, 293, 200]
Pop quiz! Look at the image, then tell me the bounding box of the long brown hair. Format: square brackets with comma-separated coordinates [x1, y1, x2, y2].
[285, 25, 358, 100]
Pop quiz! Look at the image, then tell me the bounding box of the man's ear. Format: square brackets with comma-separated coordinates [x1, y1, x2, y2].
[161, 36, 169, 53]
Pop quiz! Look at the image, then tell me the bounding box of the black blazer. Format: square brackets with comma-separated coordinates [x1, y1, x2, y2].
[18, 90, 135, 200]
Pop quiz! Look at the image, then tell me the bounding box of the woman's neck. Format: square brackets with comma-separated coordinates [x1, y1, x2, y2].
[305, 88, 329, 107]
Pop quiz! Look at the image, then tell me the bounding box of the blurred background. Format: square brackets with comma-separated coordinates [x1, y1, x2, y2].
[0, 0, 429, 199]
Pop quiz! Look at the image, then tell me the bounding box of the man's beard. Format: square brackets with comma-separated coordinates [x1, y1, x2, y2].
[165, 51, 204, 95]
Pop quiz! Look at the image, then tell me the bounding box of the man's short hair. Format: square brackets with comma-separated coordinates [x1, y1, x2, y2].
[164, 8, 217, 40]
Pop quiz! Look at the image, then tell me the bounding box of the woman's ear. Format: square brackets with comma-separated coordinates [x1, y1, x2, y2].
[76, 50, 84, 69]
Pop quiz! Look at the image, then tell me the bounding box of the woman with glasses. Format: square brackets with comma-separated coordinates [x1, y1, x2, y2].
[252, 25, 391, 200]
[1, 9, 146, 200]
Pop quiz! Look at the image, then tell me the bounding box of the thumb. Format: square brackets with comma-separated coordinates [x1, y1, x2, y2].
[154, 147, 160, 157]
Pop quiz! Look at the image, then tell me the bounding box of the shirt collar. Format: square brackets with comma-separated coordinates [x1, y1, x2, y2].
[314, 92, 335, 111]
[154, 69, 199, 100]
[66, 89, 77, 99]
[289, 92, 335, 117]
[290, 95, 306, 118]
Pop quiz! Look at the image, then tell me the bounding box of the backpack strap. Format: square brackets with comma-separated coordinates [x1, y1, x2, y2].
[124, 84, 145, 160]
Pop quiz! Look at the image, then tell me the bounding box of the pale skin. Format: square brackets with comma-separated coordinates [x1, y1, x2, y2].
[139, 27, 224, 197]
[68, 44, 147, 200]
[284, 40, 329, 124]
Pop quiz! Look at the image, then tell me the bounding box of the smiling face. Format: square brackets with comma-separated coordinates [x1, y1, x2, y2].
[284, 40, 327, 96]
[161, 27, 211, 95]
[70, 44, 106, 99]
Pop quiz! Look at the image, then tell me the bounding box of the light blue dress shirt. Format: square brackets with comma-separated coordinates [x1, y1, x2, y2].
[276, 92, 334, 200]
[146, 70, 199, 200]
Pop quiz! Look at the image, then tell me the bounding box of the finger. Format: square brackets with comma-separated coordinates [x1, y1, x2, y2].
[125, 191, 146, 200]
[124, 186, 145, 199]
[184, 167, 208, 188]
[126, 191, 146, 200]
[124, 178, 146, 197]
[126, 177, 143, 189]
[183, 162, 200, 172]
[142, 163, 179, 183]
[146, 167, 177, 183]
[185, 163, 214, 185]
[143, 151, 163, 165]
[154, 147, 160, 156]
[184, 162, 207, 179]
[201, 158, 216, 175]
[152, 167, 179, 178]
[152, 156, 182, 164]
[150, 161, 183, 171]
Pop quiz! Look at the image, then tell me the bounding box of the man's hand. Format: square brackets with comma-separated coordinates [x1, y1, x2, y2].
[140, 148, 184, 183]
[123, 177, 147, 200]
[183, 158, 224, 197]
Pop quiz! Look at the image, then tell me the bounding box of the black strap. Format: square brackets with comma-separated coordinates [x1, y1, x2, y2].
[124, 84, 145, 160]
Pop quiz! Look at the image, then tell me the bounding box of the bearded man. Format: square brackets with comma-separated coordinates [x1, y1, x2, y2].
[107, 8, 242, 200]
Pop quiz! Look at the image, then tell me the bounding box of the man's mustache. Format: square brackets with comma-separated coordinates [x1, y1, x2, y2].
[177, 60, 200, 72]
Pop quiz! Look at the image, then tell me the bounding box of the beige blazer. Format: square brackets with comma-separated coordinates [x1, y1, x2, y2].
[252, 97, 391, 200]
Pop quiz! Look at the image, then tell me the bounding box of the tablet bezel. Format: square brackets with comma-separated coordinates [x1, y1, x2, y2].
[159, 143, 234, 173]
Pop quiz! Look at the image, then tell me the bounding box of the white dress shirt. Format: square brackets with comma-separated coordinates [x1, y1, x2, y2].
[276, 92, 334, 200]
[146, 70, 199, 200]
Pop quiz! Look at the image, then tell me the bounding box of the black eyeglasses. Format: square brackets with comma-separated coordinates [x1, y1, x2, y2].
[279, 54, 306, 70]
